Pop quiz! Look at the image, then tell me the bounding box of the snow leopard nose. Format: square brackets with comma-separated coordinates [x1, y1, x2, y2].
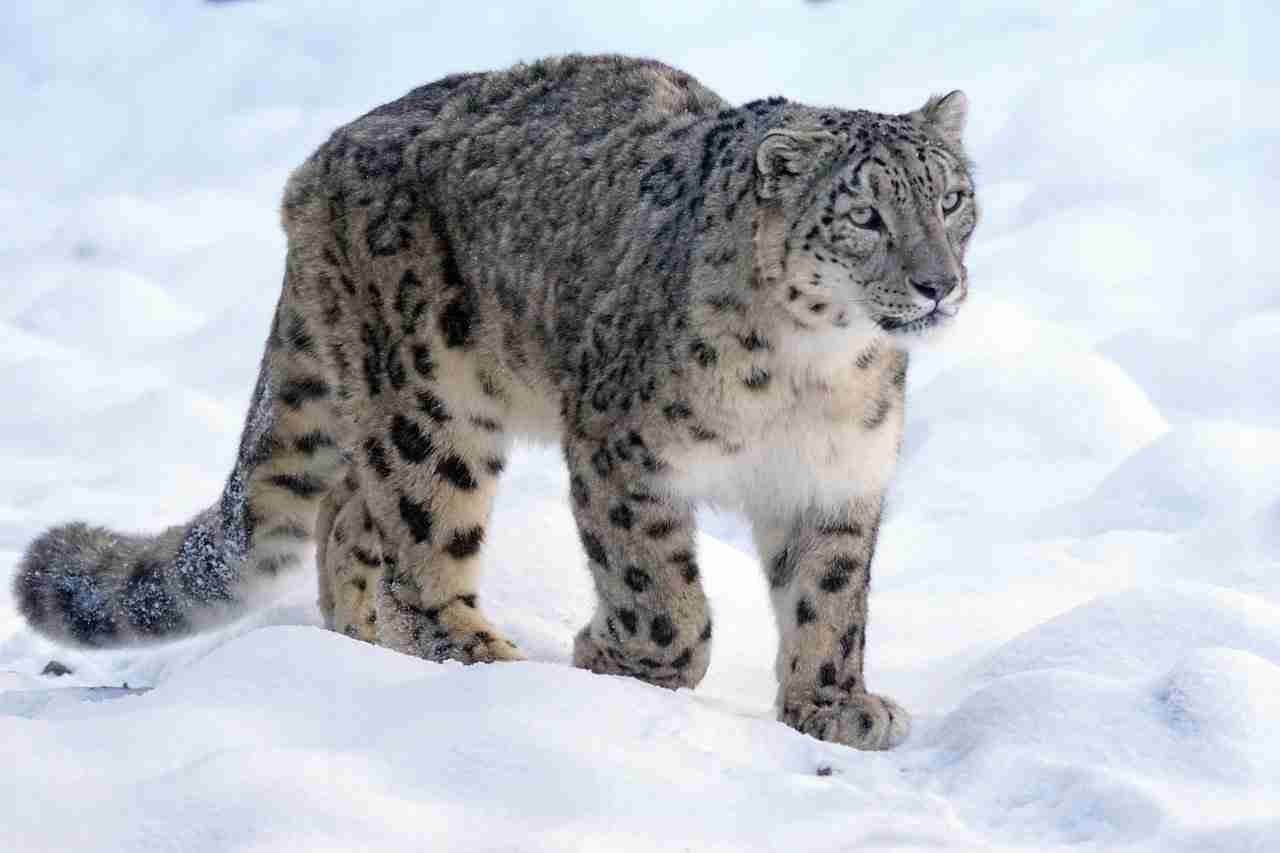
[908, 275, 959, 304]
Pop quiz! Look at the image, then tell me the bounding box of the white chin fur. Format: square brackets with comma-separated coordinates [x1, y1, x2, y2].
[885, 311, 961, 353]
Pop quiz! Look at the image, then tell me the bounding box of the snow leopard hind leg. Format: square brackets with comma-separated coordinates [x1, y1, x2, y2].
[315, 472, 379, 642]
[283, 172, 523, 666]
[361, 401, 523, 667]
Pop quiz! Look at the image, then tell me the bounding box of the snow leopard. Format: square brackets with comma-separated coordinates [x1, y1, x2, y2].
[14, 55, 977, 751]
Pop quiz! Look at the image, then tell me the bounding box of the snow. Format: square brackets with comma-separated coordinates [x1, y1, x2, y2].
[1057, 423, 1280, 535]
[1, 1, 1277, 850]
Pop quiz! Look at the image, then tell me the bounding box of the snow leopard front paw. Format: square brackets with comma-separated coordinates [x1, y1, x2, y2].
[572, 625, 709, 690]
[781, 691, 910, 751]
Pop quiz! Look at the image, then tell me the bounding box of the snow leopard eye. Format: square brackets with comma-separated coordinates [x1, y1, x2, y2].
[848, 207, 882, 230]
[941, 190, 964, 215]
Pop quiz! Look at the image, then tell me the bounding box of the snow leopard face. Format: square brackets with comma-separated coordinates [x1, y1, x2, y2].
[756, 92, 977, 343]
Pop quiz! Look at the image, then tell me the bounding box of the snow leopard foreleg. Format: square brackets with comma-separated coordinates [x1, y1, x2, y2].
[564, 434, 712, 690]
[754, 495, 909, 750]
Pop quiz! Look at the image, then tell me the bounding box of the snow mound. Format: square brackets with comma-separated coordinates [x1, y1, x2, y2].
[922, 649, 1280, 847]
[1058, 422, 1280, 534]
[1, 627, 970, 853]
[1100, 312, 1280, 427]
[913, 342, 1165, 466]
[973, 584, 1280, 682]
[898, 334, 1166, 522]
[1156, 647, 1280, 755]
[912, 588, 1280, 846]
[7, 602, 1278, 852]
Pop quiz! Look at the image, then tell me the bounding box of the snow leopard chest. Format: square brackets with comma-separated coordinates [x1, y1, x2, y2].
[658, 353, 905, 514]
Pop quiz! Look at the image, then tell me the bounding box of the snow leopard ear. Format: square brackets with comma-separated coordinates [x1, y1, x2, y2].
[755, 130, 839, 200]
[917, 90, 968, 147]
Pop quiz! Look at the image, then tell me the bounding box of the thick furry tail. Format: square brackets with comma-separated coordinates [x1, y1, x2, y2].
[14, 300, 346, 648]
[15, 513, 259, 648]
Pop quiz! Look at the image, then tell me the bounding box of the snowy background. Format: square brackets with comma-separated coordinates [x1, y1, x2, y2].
[2, 1, 1278, 850]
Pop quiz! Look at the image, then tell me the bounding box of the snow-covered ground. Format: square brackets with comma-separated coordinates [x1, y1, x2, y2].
[2, 2, 1277, 850]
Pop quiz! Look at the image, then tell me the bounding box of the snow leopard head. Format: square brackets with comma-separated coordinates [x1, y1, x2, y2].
[754, 91, 977, 343]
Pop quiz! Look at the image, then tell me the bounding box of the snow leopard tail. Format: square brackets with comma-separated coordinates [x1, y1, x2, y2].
[13, 290, 347, 649]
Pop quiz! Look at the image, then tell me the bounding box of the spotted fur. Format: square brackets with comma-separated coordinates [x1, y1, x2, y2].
[14, 55, 977, 751]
